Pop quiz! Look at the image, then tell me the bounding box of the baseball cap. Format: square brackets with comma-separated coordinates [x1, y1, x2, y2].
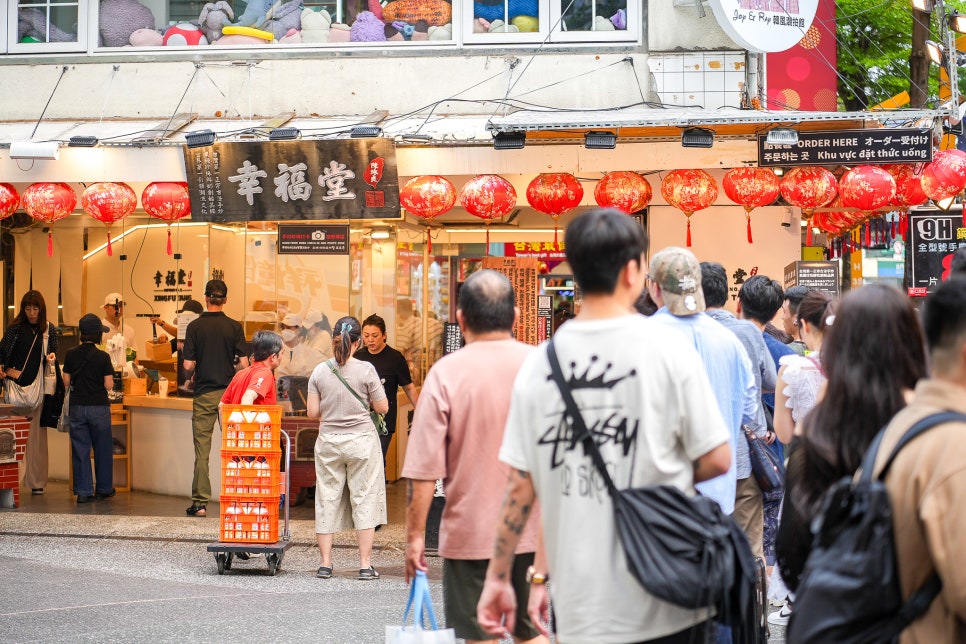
[649, 247, 706, 316]
[79, 313, 110, 335]
[204, 279, 227, 298]
[104, 292, 125, 307]
[302, 309, 323, 329]
[281, 313, 303, 327]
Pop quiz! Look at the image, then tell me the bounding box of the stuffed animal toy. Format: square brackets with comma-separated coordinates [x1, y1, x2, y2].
[199, 2, 234, 43]
[428, 23, 452, 40]
[232, 0, 274, 27]
[129, 28, 164, 46]
[474, 0, 537, 22]
[368, 0, 384, 21]
[299, 8, 332, 43]
[510, 15, 538, 32]
[278, 28, 301, 43]
[257, 0, 303, 41]
[350, 11, 386, 41]
[99, 0, 156, 48]
[329, 22, 352, 42]
[17, 8, 75, 42]
[382, 0, 451, 27]
[163, 24, 209, 46]
[610, 9, 626, 29]
[486, 19, 519, 33]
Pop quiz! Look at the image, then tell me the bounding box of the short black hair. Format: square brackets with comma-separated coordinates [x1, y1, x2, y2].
[951, 247, 966, 274]
[923, 276, 966, 372]
[699, 262, 728, 308]
[739, 275, 785, 324]
[565, 209, 647, 295]
[252, 330, 283, 362]
[784, 285, 809, 315]
[362, 314, 386, 335]
[458, 269, 515, 333]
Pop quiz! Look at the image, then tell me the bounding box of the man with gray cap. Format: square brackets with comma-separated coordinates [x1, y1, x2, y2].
[101, 292, 136, 350]
[182, 279, 248, 517]
[648, 248, 758, 518]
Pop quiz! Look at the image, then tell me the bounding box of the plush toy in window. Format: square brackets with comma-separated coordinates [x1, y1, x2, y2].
[350, 11, 387, 41]
[299, 8, 333, 43]
[257, 0, 303, 40]
[17, 7, 76, 43]
[382, 0, 452, 27]
[199, 1, 235, 43]
[99, 0, 157, 48]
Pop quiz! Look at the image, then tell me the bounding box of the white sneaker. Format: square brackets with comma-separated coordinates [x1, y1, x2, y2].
[767, 601, 793, 626]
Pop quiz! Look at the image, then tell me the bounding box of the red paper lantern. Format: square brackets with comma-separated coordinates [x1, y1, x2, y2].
[921, 149, 966, 226]
[82, 182, 137, 257]
[722, 167, 780, 243]
[459, 175, 516, 253]
[779, 166, 837, 245]
[142, 182, 192, 255]
[400, 175, 457, 253]
[0, 183, 19, 220]
[594, 171, 652, 214]
[839, 165, 896, 214]
[526, 173, 583, 243]
[22, 182, 76, 256]
[660, 169, 718, 247]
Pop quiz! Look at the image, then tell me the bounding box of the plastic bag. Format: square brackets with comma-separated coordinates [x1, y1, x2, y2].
[385, 570, 455, 644]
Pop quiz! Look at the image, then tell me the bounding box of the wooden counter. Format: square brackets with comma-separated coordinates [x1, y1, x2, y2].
[122, 395, 193, 411]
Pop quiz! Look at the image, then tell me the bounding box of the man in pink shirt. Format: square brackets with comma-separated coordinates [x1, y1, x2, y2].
[403, 269, 544, 644]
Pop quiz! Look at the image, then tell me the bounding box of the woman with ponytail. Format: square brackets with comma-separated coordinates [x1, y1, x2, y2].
[307, 316, 390, 581]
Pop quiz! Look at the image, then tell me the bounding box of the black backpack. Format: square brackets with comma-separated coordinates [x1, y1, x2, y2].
[787, 411, 966, 643]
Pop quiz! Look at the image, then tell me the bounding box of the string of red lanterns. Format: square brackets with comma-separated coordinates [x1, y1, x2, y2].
[594, 171, 652, 214]
[82, 182, 138, 256]
[399, 175, 457, 253]
[526, 173, 583, 244]
[459, 174, 517, 253]
[0, 184, 20, 221]
[721, 167, 780, 244]
[141, 181, 192, 255]
[660, 169, 718, 247]
[21, 182, 77, 256]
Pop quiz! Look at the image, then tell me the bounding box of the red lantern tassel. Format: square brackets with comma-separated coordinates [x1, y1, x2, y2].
[746, 213, 753, 244]
[427, 227, 432, 254]
[106, 231, 113, 257]
[553, 226, 559, 245]
[485, 223, 490, 255]
[864, 223, 871, 248]
[686, 218, 692, 247]
[806, 224, 813, 247]
[891, 220, 896, 238]
[47, 231, 53, 257]
[167, 228, 173, 256]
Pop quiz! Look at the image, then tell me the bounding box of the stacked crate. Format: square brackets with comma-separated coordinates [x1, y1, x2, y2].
[220, 405, 283, 544]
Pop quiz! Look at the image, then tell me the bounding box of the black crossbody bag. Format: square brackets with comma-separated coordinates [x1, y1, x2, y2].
[545, 339, 760, 638]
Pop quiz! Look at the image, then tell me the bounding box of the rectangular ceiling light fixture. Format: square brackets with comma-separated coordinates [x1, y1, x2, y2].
[269, 127, 300, 141]
[585, 131, 617, 149]
[350, 125, 382, 138]
[681, 128, 715, 148]
[68, 135, 99, 147]
[185, 129, 217, 148]
[766, 128, 799, 146]
[8, 141, 61, 160]
[493, 131, 526, 150]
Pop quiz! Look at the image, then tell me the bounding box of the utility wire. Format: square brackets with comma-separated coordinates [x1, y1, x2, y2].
[29, 65, 68, 140]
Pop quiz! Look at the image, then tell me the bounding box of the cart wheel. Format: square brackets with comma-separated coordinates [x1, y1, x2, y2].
[267, 553, 280, 576]
[225, 553, 234, 570]
[215, 553, 227, 575]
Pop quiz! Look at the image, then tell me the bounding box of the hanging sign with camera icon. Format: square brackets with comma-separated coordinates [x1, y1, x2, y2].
[277, 224, 350, 255]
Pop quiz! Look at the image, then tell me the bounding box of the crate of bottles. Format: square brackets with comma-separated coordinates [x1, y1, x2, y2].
[221, 452, 281, 496]
[220, 496, 280, 544]
[221, 405, 283, 451]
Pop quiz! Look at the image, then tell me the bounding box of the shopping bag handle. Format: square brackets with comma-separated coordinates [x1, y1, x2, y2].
[403, 570, 439, 630]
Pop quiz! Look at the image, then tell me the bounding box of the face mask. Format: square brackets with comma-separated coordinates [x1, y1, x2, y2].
[280, 330, 298, 342]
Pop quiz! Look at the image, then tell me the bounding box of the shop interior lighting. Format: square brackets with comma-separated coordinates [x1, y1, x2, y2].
[912, 0, 934, 12]
[8, 141, 61, 160]
[950, 12, 966, 33]
[681, 128, 715, 148]
[493, 131, 527, 150]
[766, 128, 799, 146]
[185, 129, 217, 148]
[585, 131, 618, 149]
[350, 125, 382, 138]
[269, 127, 300, 141]
[68, 135, 99, 147]
[83, 222, 210, 260]
[926, 40, 944, 65]
[773, 167, 785, 176]
[370, 226, 392, 240]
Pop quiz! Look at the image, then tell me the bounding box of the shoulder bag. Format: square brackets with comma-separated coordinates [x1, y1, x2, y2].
[50, 348, 96, 433]
[327, 359, 388, 435]
[4, 329, 44, 411]
[743, 424, 785, 491]
[545, 339, 760, 636]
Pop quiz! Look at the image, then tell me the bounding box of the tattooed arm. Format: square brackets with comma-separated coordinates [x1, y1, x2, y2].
[404, 478, 436, 583]
[477, 468, 537, 637]
[527, 526, 551, 637]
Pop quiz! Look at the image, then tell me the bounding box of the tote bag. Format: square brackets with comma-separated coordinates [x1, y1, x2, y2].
[4, 328, 45, 411]
[386, 570, 455, 644]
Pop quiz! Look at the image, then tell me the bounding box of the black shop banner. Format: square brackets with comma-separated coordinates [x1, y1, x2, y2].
[758, 129, 932, 167]
[783, 260, 840, 298]
[183, 139, 400, 221]
[906, 210, 966, 297]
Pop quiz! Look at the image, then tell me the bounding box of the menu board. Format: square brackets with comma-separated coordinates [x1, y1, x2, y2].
[758, 129, 932, 167]
[481, 257, 539, 345]
[183, 139, 400, 221]
[906, 211, 966, 297]
[277, 224, 350, 255]
[442, 322, 464, 355]
[783, 260, 840, 297]
[537, 295, 553, 342]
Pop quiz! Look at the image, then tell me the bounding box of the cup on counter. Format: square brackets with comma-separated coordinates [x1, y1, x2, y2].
[158, 377, 169, 398]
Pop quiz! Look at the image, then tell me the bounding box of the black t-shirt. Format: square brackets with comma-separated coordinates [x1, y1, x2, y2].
[355, 344, 412, 434]
[63, 343, 115, 406]
[182, 311, 247, 396]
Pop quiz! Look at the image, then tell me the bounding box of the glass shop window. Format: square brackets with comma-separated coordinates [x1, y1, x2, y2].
[462, 0, 636, 44]
[9, 0, 89, 53]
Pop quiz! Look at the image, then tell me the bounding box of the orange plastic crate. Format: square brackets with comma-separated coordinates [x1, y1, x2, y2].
[221, 452, 281, 496]
[221, 405, 283, 450]
[220, 496, 280, 544]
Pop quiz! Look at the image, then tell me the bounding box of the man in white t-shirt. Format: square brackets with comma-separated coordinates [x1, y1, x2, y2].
[101, 292, 136, 350]
[477, 209, 732, 644]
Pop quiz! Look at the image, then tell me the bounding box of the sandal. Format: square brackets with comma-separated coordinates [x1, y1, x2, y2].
[358, 566, 380, 580]
[316, 566, 333, 579]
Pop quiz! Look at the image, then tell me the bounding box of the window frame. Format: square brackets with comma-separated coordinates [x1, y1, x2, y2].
[548, 0, 639, 43]
[461, 0, 552, 45]
[8, 0, 91, 54]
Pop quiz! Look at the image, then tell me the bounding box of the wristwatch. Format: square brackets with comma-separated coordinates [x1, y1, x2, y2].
[525, 565, 549, 585]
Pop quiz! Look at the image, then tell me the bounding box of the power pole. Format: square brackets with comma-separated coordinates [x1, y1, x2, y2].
[911, 8, 931, 108]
